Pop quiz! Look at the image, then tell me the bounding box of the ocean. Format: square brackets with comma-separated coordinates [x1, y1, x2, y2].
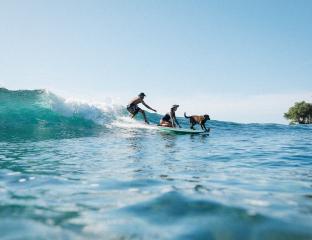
[0, 88, 312, 240]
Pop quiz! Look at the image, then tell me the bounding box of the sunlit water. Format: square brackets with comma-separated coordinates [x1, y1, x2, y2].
[1, 89, 312, 239]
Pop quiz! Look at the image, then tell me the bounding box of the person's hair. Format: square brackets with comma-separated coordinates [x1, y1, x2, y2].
[171, 104, 179, 109]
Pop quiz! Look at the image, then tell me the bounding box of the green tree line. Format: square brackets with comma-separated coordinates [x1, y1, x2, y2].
[284, 101, 312, 124]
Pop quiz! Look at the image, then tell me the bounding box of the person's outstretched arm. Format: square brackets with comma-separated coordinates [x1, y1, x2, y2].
[171, 112, 181, 128]
[170, 112, 176, 127]
[175, 117, 181, 128]
[142, 101, 157, 112]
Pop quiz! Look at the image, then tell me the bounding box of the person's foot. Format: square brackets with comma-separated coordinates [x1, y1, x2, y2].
[145, 121, 150, 125]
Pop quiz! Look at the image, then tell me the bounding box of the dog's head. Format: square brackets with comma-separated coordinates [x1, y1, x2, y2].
[204, 114, 210, 121]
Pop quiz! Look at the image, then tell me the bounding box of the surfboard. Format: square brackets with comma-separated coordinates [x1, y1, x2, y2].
[158, 126, 208, 134]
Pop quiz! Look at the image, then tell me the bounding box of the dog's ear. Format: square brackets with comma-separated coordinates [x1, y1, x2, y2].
[205, 114, 210, 120]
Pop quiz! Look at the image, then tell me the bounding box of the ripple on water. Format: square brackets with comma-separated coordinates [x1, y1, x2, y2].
[0, 120, 312, 239]
[93, 191, 312, 240]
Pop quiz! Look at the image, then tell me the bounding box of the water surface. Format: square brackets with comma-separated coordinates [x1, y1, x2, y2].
[1, 89, 312, 239]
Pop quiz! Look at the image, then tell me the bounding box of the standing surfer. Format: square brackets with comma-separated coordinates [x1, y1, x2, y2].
[159, 104, 181, 128]
[127, 92, 157, 124]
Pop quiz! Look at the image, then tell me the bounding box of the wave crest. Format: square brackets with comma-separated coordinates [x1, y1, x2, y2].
[0, 88, 125, 140]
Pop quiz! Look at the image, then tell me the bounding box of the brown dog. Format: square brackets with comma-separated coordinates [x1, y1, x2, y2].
[184, 112, 210, 132]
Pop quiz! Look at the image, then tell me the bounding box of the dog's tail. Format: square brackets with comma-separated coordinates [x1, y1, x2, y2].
[184, 112, 191, 119]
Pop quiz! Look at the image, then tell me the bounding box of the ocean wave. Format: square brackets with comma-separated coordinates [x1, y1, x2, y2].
[1, 88, 308, 141]
[0, 88, 180, 140]
[100, 191, 312, 240]
[0, 88, 124, 140]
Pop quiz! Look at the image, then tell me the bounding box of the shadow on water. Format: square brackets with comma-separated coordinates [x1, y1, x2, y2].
[159, 132, 179, 149]
[190, 133, 210, 143]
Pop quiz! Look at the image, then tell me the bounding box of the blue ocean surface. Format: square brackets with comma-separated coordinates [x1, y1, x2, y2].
[0, 88, 312, 240]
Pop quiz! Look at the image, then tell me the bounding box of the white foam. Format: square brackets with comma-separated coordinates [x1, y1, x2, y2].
[44, 91, 124, 125]
[38, 90, 161, 129]
[111, 116, 158, 130]
[245, 199, 270, 207]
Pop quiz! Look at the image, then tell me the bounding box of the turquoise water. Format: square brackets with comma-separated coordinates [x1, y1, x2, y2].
[1, 88, 312, 240]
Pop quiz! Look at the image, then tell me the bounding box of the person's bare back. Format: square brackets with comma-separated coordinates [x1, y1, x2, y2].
[128, 97, 143, 106]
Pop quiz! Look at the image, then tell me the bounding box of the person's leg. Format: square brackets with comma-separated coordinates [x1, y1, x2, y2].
[127, 106, 136, 118]
[160, 120, 172, 127]
[139, 109, 149, 124]
[129, 106, 140, 119]
[167, 122, 173, 127]
[130, 112, 137, 118]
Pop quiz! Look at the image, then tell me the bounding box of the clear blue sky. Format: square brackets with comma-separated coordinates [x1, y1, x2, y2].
[0, 0, 311, 123]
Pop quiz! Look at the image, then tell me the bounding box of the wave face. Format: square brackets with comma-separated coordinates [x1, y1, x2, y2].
[0, 88, 125, 140]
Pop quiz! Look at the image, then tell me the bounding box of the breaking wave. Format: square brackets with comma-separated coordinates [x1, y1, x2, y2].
[0, 88, 125, 140]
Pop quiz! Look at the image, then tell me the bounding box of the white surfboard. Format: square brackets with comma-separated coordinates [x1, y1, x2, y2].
[158, 126, 208, 134]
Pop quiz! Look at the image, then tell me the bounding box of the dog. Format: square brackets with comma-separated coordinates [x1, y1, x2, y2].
[184, 112, 210, 132]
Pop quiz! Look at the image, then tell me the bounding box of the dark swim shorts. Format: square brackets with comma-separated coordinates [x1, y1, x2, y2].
[127, 104, 140, 115]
